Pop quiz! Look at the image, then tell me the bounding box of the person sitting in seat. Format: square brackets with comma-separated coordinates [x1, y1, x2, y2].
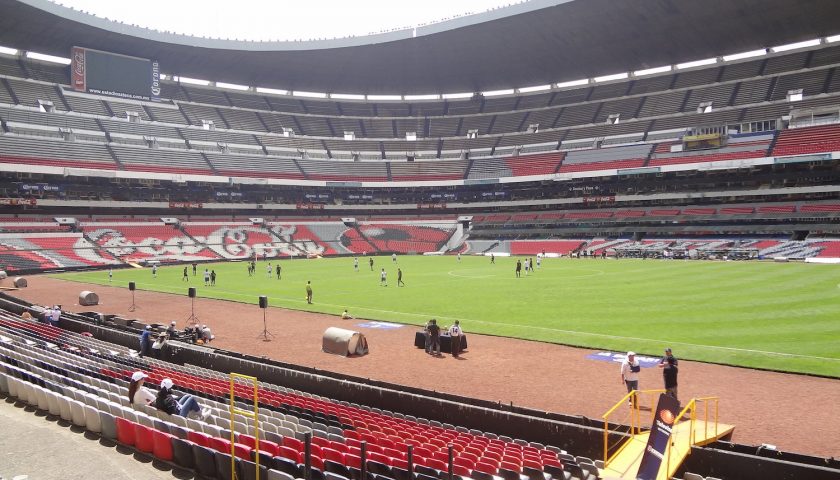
[155, 378, 211, 420]
[128, 371, 156, 407]
[201, 325, 213, 343]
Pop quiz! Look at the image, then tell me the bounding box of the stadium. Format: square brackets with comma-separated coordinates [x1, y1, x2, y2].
[0, 0, 838, 479]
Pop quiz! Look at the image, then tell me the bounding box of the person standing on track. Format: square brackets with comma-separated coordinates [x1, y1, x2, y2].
[449, 320, 463, 358]
[662, 355, 679, 405]
[621, 351, 641, 406]
[427, 319, 441, 356]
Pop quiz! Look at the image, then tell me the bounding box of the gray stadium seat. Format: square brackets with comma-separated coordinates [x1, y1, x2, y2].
[84, 404, 102, 433]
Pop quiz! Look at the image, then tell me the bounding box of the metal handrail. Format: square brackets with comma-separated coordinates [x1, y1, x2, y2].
[602, 389, 665, 466]
[230, 373, 261, 480]
[665, 396, 719, 477]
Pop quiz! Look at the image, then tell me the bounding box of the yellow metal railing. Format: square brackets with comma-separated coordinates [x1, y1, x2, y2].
[602, 389, 665, 466]
[664, 396, 719, 477]
[230, 373, 261, 480]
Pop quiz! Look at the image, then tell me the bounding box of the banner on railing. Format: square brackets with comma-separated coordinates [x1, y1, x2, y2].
[168, 201, 202, 209]
[636, 393, 680, 480]
[0, 198, 37, 206]
[296, 203, 325, 210]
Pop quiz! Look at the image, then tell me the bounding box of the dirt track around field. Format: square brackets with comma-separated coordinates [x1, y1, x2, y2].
[12, 276, 840, 459]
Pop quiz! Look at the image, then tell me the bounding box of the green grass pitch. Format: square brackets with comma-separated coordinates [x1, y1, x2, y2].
[52, 256, 840, 377]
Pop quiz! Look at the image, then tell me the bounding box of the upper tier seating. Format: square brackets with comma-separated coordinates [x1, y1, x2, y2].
[559, 144, 652, 173]
[649, 132, 774, 167]
[771, 123, 840, 156]
[0, 134, 117, 170]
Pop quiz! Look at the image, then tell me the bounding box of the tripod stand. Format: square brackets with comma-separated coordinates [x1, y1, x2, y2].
[128, 289, 139, 312]
[185, 296, 200, 327]
[257, 307, 275, 342]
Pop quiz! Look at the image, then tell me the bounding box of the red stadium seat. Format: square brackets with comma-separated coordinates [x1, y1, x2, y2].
[152, 430, 176, 461]
[187, 431, 211, 448]
[115, 417, 136, 446]
[134, 424, 156, 454]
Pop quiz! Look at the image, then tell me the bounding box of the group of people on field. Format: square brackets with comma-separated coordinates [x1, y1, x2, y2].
[423, 319, 465, 358]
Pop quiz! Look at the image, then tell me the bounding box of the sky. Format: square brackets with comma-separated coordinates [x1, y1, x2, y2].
[55, 0, 518, 42]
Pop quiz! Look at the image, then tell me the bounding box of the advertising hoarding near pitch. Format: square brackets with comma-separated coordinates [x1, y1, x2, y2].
[72, 47, 160, 102]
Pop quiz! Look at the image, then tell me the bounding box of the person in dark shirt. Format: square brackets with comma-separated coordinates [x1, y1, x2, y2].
[155, 378, 209, 419]
[182, 266, 189, 282]
[515, 259, 522, 278]
[210, 270, 216, 286]
[139, 326, 152, 357]
[427, 319, 441, 356]
[397, 268, 405, 287]
[276, 264, 282, 280]
[663, 356, 679, 404]
[192, 262, 197, 276]
[369, 257, 374, 271]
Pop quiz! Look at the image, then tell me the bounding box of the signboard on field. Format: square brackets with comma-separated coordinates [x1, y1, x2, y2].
[357, 321, 403, 330]
[586, 351, 661, 367]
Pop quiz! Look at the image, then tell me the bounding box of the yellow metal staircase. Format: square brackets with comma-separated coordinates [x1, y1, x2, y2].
[599, 390, 735, 480]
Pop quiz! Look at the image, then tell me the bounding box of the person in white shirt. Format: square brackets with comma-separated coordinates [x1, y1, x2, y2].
[51, 306, 61, 327]
[620, 351, 641, 405]
[449, 320, 463, 358]
[128, 371, 156, 407]
[354, 257, 359, 272]
[392, 253, 397, 263]
[201, 325, 213, 343]
[42, 305, 53, 325]
[380, 268, 387, 287]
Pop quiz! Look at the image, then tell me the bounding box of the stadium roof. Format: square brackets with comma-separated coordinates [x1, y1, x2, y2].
[1, 0, 840, 95]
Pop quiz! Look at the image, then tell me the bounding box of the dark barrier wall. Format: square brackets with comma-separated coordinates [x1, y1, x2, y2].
[680, 445, 840, 480]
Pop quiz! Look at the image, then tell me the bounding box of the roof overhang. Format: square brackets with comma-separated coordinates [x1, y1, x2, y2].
[1, 0, 839, 94]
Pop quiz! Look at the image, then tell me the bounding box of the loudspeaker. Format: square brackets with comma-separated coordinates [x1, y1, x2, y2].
[259, 295, 268, 309]
[129, 281, 136, 291]
[188, 287, 197, 298]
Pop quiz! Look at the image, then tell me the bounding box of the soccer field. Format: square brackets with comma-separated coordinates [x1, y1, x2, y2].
[53, 256, 840, 377]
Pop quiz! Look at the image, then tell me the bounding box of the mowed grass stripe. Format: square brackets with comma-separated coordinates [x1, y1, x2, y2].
[52, 256, 840, 377]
